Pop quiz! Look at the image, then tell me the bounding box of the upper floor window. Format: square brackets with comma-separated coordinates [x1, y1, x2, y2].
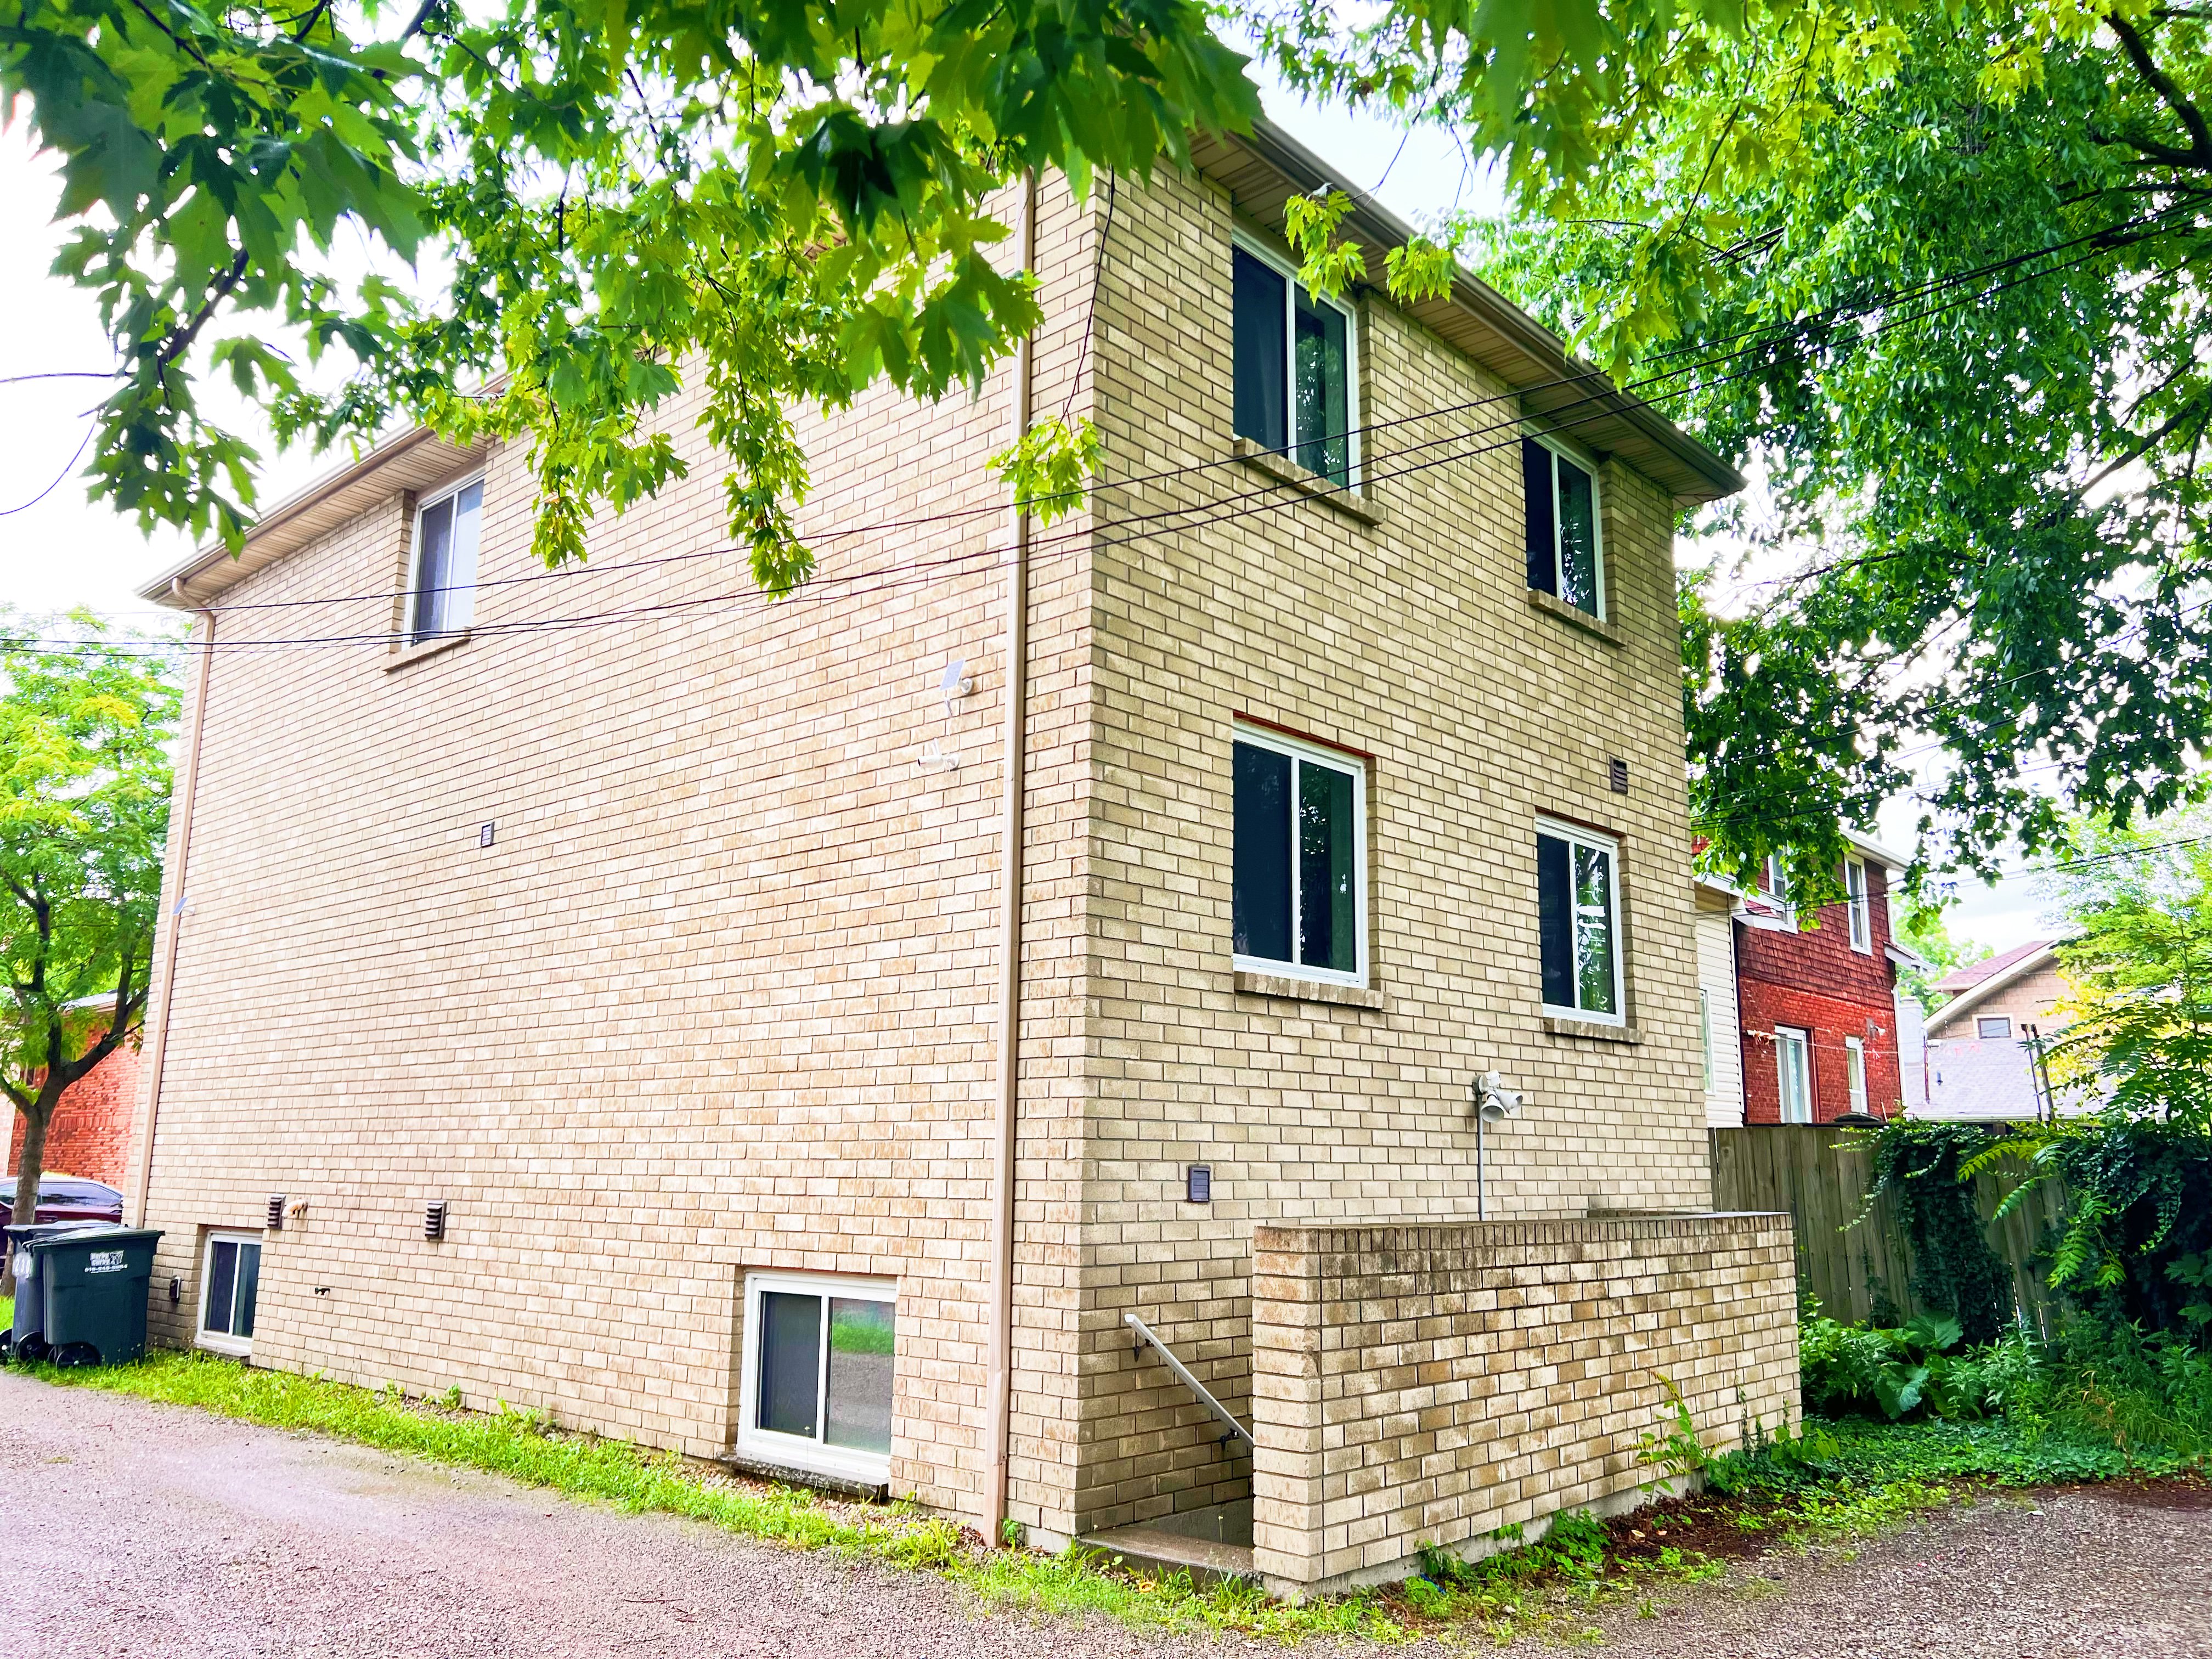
[1775, 1026, 1812, 1122]
[410, 476, 484, 644]
[1978, 1015, 2013, 1040]
[1845, 1034, 1869, 1113]
[1232, 240, 1357, 487]
[1232, 723, 1365, 986]
[1844, 856, 1872, 952]
[1537, 819, 1623, 1023]
[1522, 437, 1604, 617]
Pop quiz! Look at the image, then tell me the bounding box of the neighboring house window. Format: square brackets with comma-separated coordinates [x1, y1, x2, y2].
[1764, 851, 1790, 903]
[1232, 239, 1357, 486]
[1232, 724, 1366, 986]
[1977, 1015, 2012, 1040]
[1700, 989, 1714, 1092]
[737, 1272, 895, 1481]
[1846, 1035, 1869, 1113]
[1521, 437, 1604, 617]
[1536, 819, 1623, 1023]
[409, 476, 485, 642]
[1844, 857, 1872, 953]
[1775, 1026, 1812, 1123]
[198, 1232, 262, 1357]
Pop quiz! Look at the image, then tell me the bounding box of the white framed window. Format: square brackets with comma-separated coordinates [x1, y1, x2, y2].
[736, 1271, 896, 1483]
[1845, 1035, 1869, 1113]
[1977, 1015, 2013, 1040]
[408, 475, 485, 644]
[1232, 723, 1367, 987]
[1844, 857, 1872, 953]
[1775, 1026, 1812, 1124]
[1536, 818, 1624, 1024]
[1231, 234, 1360, 487]
[1521, 436, 1605, 618]
[1700, 988, 1714, 1092]
[196, 1231, 262, 1357]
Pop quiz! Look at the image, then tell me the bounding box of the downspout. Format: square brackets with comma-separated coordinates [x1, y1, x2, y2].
[984, 168, 1040, 1547]
[129, 582, 216, 1227]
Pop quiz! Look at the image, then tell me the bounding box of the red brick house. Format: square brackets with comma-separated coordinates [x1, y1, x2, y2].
[4, 1042, 140, 1187]
[1697, 836, 1929, 1126]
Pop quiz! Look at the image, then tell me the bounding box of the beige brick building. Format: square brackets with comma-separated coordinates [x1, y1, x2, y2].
[130, 119, 1794, 1590]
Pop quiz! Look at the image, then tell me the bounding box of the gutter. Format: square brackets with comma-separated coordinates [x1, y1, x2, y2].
[129, 584, 216, 1226]
[1231, 117, 1745, 503]
[983, 169, 1039, 1547]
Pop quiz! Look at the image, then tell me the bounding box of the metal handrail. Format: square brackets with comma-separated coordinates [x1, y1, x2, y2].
[1124, 1312, 1255, 1449]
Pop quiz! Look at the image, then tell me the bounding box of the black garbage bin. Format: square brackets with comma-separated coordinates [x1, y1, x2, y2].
[15, 1228, 162, 1365]
[5, 1221, 111, 1363]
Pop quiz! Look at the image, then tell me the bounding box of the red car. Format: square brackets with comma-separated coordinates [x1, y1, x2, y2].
[0, 1176, 125, 1229]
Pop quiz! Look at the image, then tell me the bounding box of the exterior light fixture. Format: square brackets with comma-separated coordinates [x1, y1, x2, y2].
[1472, 1071, 1523, 1220]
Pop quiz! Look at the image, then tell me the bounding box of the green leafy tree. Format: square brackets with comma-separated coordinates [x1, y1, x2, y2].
[1252, 1, 2212, 895]
[0, 617, 175, 1223]
[1, 0, 1257, 589]
[1894, 903, 1991, 1008]
[2040, 820, 2212, 1127]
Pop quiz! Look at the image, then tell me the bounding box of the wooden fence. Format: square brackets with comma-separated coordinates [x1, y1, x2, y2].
[1709, 1127, 2070, 1330]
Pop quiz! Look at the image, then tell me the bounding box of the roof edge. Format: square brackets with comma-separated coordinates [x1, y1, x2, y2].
[1229, 118, 1746, 503]
[1925, 944, 2062, 1031]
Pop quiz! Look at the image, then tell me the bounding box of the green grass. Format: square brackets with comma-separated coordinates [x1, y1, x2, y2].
[17, 1348, 1420, 1642]
[11, 1346, 2174, 1645]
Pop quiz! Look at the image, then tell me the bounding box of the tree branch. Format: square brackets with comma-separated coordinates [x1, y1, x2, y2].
[2107, 15, 2212, 172]
[153, 248, 252, 374]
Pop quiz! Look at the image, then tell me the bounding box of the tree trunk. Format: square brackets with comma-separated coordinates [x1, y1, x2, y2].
[13, 1099, 53, 1233]
[3, 1102, 52, 1312]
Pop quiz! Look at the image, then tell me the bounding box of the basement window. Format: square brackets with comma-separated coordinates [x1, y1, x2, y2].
[197, 1232, 261, 1358]
[1232, 723, 1367, 986]
[737, 1272, 895, 1482]
[1232, 236, 1358, 487]
[409, 475, 484, 643]
[1537, 819, 1623, 1023]
[1522, 437, 1605, 618]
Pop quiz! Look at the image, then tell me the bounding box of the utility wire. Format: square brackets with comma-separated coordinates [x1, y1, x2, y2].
[14, 198, 2208, 657]
[116, 193, 2211, 623]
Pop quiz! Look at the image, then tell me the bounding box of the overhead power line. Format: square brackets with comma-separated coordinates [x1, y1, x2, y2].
[10, 196, 2208, 658]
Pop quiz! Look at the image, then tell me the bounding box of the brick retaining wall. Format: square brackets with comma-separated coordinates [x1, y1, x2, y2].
[1249, 1212, 1798, 1594]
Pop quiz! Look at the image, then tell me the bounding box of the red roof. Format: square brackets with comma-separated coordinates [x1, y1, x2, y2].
[1930, 938, 2055, 996]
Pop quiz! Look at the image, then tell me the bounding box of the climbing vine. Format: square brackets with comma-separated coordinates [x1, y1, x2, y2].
[1863, 1124, 2017, 1346]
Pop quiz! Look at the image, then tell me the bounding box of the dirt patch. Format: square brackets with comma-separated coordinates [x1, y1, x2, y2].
[1599, 1489, 1780, 1566]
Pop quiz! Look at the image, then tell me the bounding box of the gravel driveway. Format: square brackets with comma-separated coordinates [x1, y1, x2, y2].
[2, 1371, 2207, 1658]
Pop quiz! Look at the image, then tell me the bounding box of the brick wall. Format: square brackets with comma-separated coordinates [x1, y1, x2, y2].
[130, 143, 1741, 1549]
[1070, 158, 1717, 1538]
[1738, 861, 1907, 1124]
[1249, 1215, 1799, 1594]
[9, 1045, 140, 1186]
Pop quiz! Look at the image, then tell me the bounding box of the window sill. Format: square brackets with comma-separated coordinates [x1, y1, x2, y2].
[1235, 970, 1385, 1011]
[1526, 588, 1623, 647]
[720, 1449, 890, 1503]
[1544, 1014, 1640, 1045]
[194, 1334, 252, 1359]
[1231, 438, 1381, 527]
[384, 630, 472, 672]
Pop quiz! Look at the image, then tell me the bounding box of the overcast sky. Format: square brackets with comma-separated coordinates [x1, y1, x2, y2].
[0, 84, 2053, 954]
